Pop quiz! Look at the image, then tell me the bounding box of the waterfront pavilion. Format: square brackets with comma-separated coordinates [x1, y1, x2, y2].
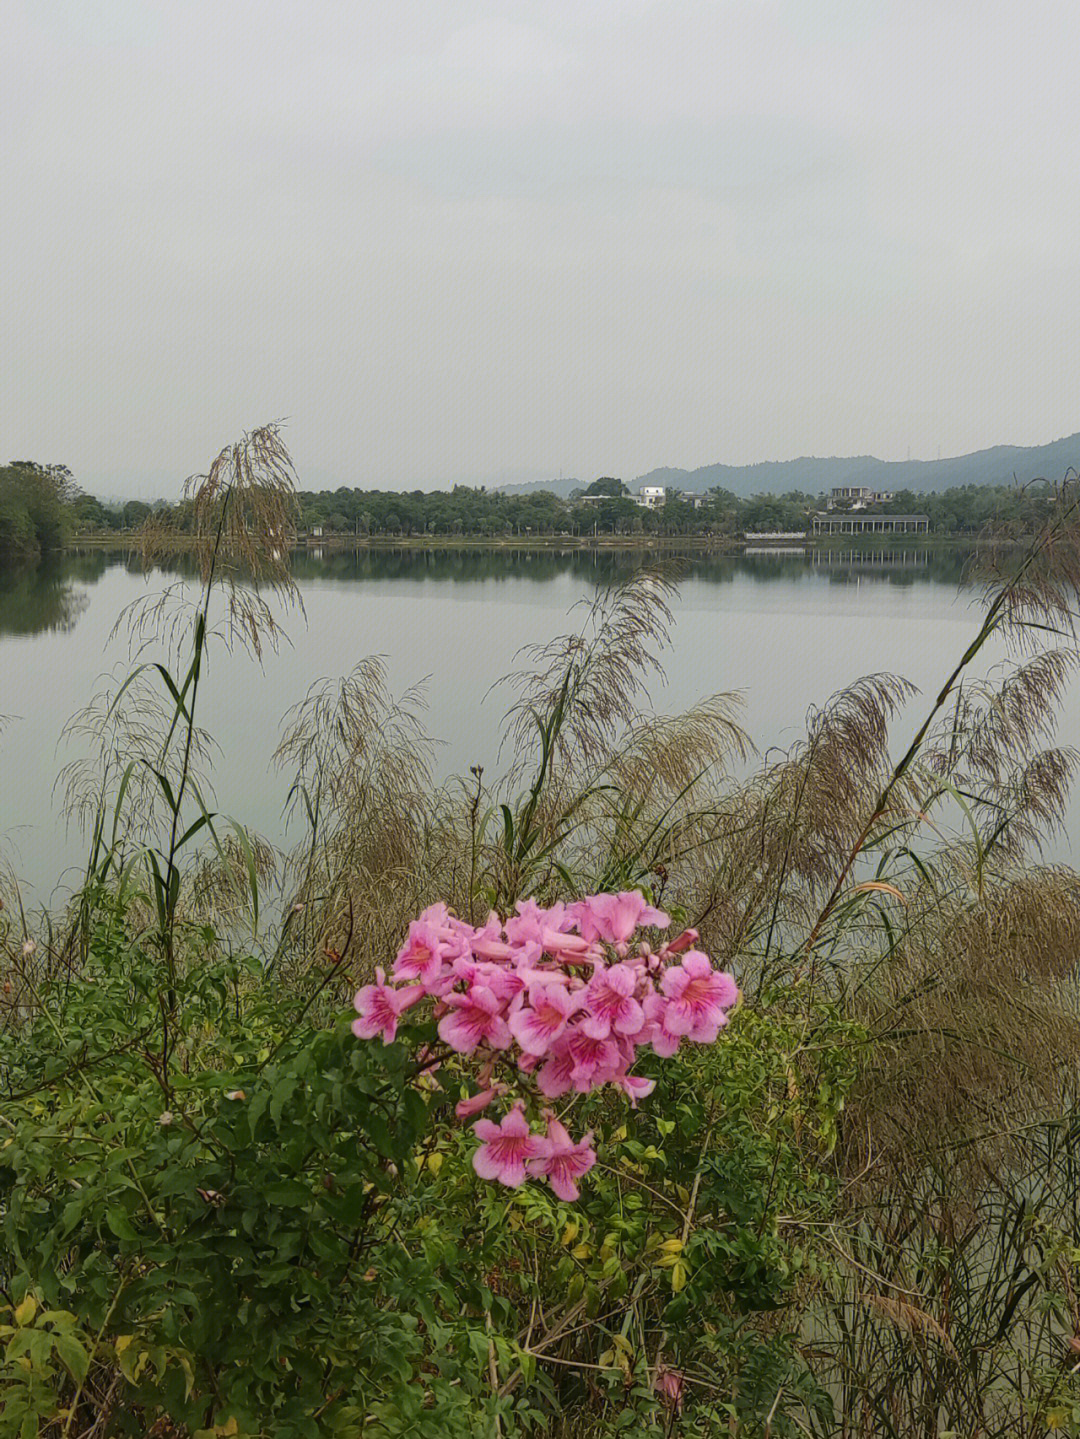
[812, 514, 930, 535]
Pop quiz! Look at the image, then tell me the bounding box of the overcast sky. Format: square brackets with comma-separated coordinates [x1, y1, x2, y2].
[3, 1, 1078, 498]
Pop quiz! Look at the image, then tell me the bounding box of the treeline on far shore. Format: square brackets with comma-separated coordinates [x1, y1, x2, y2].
[0, 459, 1066, 560]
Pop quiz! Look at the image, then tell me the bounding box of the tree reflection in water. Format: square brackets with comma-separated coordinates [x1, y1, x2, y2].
[0, 555, 95, 637]
[0, 543, 985, 643]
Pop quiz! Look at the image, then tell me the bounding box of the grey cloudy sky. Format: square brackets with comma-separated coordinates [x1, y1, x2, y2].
[4, 0, 1079, 498]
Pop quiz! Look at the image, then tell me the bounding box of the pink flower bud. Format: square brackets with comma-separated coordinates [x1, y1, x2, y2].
[455, 1085, 502, 1119]
[655, 1365, 685, 1411]
[661, 928, 699, 956]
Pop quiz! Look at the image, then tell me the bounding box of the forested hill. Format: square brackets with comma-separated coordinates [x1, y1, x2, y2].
[500, 433, 1080, 500]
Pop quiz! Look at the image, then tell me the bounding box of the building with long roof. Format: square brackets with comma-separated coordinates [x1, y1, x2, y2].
[812, 513, 929, 535]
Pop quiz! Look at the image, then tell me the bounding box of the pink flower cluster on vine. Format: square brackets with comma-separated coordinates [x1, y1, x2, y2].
[352, 891, 738, 1202]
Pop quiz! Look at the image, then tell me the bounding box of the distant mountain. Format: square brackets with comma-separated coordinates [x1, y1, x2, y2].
[495, 435, 1080, 502]
[632, 434, 1080, 499]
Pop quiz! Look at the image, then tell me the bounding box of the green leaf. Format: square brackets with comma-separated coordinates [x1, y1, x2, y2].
[263, 1181, 312, 1207]
[53, 1332, 90, 1383]
[105, 1206, 139, 1241]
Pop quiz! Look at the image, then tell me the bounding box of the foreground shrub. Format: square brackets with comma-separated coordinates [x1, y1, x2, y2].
[0, 898, 859, 1437]
[0, 914, 500, 1437]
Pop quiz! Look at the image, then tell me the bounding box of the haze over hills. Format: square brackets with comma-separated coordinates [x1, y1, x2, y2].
[497, 433, 1080, 502]
[76, 433, 1080, 503]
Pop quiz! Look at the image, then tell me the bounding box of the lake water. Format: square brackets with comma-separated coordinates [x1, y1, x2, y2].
[1, 545, 1075, 903]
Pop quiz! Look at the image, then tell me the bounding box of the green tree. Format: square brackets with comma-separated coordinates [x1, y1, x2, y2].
[121, 500, 152, 530]
[584, 477, 627, 497]
[0, 461, 79, 558]
[70, 494, 116, 533]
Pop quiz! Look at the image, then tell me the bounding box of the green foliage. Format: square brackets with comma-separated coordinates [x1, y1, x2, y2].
[367, 1000, 854, 1438]
[880, 481, 1059, 534]
[0, 455, 1066, 550]
[0, 463, 78, 560]
[113, 477, 1063, 541]
[0, 921, 507, 1436]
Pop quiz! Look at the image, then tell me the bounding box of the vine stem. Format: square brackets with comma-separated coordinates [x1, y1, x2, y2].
[61, 1274, 127, 1438]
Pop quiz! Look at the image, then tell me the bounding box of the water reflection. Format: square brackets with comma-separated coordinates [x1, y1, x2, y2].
[2, 543, 985, 638]
[289, 546, 697, 587]
[809, 547, 975, 587]
[286, 544, 981, 590]
[1, 540, 1071, 900]
[0, 556, 93, 637]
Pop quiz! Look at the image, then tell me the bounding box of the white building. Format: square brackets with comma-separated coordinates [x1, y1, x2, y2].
[635, 485, 667, 509]
[826, 486, 895, 511]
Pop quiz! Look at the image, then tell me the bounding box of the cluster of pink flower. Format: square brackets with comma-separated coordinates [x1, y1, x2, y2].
[352, 891, 738, 1202]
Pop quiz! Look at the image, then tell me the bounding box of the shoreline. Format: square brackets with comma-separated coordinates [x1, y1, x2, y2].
[60, 530, 1012, 554]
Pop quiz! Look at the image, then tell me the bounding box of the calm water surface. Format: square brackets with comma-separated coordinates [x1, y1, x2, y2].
[1, 546, 1074, 902]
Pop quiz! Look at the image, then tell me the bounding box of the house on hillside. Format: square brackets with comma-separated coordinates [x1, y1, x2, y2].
[826, 486, 895, 511]
[635, 485, 667, 509]
[630, 485, 704, 510]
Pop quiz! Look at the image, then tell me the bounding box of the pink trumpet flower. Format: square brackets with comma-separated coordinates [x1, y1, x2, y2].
[471, 1105, 543, 1188]
[535, 1038, 577, 1098]
[352, 969, 421, 1044]
[529, 1115, 597, 1201]
[352, 890, 739, 1202]
[393, 921, 450, 988]
[654, 1365, 685, 1411]
[565, 1028, 620, 1090]
[437, 985, 513, 1053]
[642, 992, 684, 1057]
[505, 898, 575, 947]
[581, 963, 646, 1039]
[613, 1069, 656, 1107]
[660, 951, 738, 1041]
[571, 890, 670, 945]
[508, 982, 581, 1056]
[661, 927, 700, 957]
[469, 912, 515, 961]
[454, 1085, 503, 1119]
